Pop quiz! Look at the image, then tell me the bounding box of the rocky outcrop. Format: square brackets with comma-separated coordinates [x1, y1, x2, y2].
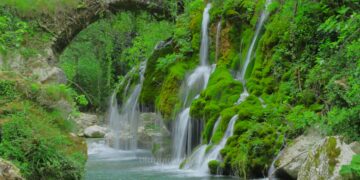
[1, 48, 66, 85]
[350, 141, 360, 154]
[276, 134, 357, 180]
[84, 125, 107, 138]
[33, 66, 67, 84]
[275, 131, 322, 179]
[74, 113, 100, 135]
[298, 136, 355, 180]
[0, 159, 24, 180]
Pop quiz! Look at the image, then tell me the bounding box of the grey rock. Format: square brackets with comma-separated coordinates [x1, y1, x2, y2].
[276, 131, 322, 179]
[84, 125, 107, 138]
[34, 67, 67, 84]
[0, 158, 24, 180]
[350, 141, 360, 154]
[298, 136, 355, 180]
[74, 113, 99, 134]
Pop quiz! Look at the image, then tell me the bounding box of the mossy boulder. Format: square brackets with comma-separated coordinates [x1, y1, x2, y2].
[221, 122, 284, 178]
[298, 136, 356, 180]
[140, 39, 174, 111]
[208, 160, 220, 175]
[275, 130, 322, 179]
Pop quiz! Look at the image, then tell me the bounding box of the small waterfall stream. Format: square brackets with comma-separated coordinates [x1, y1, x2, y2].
[236, 0, 272, 104]
[107, 62, 147, 150]
[172, 3, 213, 162]
[215, 20, 222, 62]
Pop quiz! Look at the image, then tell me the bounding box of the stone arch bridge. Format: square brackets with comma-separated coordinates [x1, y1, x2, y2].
[50, 0, 175, 54]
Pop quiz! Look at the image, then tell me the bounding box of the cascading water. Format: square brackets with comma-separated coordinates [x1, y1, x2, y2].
[172, 3, 212, 162]
[215, 20, 222, 62]
[107, 62, 147, 150]
[236, 0, 272, 104]
[183, 115, 238, 173]
[182, 0, 273, 174]
[199, 115, 238, 171]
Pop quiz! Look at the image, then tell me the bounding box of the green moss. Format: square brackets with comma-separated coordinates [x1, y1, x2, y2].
[237, 96, 264, 122]
[210, 107, 238, 144]
[208, 160, 220, 175]
[156, 62, 190, 122]
[140, 40, 174, 109]
[190, 66, 242, 124]
[326, 137, 341, 175]
[221, 122, 284, 178]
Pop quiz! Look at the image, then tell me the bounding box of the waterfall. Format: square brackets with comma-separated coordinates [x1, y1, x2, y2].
[236, 0, 272, 104]
[107, 62, 147, 150]
[215, 20, 222, 62]
[172, 3, 212, 162]
[183, 115, 238, 173]
[181, 0, 273, 174]
[200, 3, 212, 66]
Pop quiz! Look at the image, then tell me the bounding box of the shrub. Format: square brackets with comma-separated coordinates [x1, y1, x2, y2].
[0, 106, 86, 179]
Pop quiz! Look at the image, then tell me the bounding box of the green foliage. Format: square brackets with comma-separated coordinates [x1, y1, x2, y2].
[341, 155, 360, 179]
[155, 53, 180, 72]
[61, 11, 173, 111]
[0, 12, 29, 54]
[0, 0, 80, 17]
[0, 80, 17, 101]
[0, 103, 86, 179]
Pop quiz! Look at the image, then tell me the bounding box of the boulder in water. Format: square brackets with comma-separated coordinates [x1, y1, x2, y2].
[275, 131, 322, 179]
[0, 158, 24, 180]
[298, 136, 355, 180]
[84, 125, 107, 138]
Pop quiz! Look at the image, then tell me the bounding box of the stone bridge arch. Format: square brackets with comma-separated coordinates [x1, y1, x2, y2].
[51, 0, 172, 54]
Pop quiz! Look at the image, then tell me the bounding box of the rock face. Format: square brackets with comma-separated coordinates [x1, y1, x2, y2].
[298, 136, 355, 180]
[33, 66, 67, 84]
[74, 113, 99, 135]
[350, 141, 360, 154]
[84, 125, 107, 138]
[276, 131, 322, 179]
[1, 48, 66, 85]
[0, 159, 24, 180]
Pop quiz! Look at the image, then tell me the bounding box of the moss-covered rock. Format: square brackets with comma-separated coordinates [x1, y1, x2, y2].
[208, 160, 220, 175]
[221, 122, 284, 178]
[298, 136, 356, 180]
[190, 66, 242, 142]
[140, 39, 174, 111]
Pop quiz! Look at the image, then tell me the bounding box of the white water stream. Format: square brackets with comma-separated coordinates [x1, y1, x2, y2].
[107, 62, 147, 150]
[172, 3, 213, 162]
[236, 0, 272, 104]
